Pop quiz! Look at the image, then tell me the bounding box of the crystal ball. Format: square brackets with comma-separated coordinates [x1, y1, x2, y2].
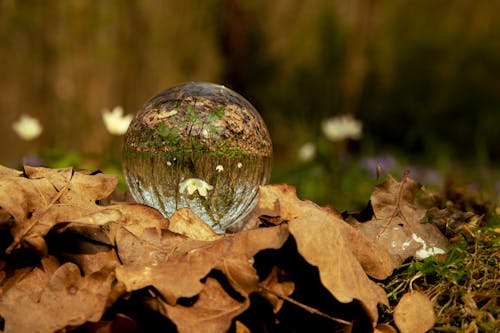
[122, 82, 273, 233]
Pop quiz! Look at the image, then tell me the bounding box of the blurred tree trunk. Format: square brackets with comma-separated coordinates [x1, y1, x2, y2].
[115, 1, 147, 109]
[218, 0, 250, 92]
[217, 0, 271, 96]
[339, 0, 377, 116]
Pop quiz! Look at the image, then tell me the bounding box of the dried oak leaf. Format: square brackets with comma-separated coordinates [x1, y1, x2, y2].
[234, 320, 251, 333]
[257, 266, 295, 314]
[161, 277, 250, 333]
[0, 166, 23, 222]
[426, 206, 481, 238]
[57, 203, 167, 246]
[394, 291, 435, 333]
[0, 260, 117, 333]
[169, 207, 223, 241]
[253, 184, 393, 326]
[374, 323, 398, 333]
[115, 225, 288, 332]
[59, 240, 120, 275]
[80, 313, 140, 333]
[115, 224, 289, 304]
[349, 174, 449, 266]
[0, 256, 60, 300]
[0, 165, 117, 254]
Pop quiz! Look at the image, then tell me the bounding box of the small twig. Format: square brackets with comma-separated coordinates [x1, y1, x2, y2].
[258, 284, 352, 326]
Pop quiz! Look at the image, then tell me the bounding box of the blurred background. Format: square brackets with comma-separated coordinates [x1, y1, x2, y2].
[1, 0, 499, 210]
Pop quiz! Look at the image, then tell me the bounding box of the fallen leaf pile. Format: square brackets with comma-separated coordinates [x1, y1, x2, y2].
[0, 165, 450, 332]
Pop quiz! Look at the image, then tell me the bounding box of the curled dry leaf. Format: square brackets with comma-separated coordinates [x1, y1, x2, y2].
[162, 277, 249, 333]
[374, 323, 398, 333]
[0, 256, 60, 300]
[0, 165, 23, 177]
[169, 207, 223, 241]
[349, 174, 449, 266]
[252, 184, 393, 326]
[258, 266, 295, 313]
[115, 225, 288, 331]
[0, 165, 118, 254]
[0, 261, 117, 333]
[115, 224, 289, 304]
[394, 291, 435, 333]
[235, 320, 251, 333]
[0, 165, 444, 331]
[59, 240, 120, 275]
[58, 203, 166, 246]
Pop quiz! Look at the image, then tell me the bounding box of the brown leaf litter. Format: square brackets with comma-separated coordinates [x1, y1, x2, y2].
[0, 165, 447, 332]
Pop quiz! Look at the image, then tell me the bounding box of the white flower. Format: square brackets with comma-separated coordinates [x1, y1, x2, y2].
[12, 114, 43, 141]
[412, 233, 446, 259]
[321, 115, 362, 142]
[237, 162, 243, 168]
[201, 128, 209, 138]
[167, 161, 172, 166]
[179, 178, 214, 198]
[216, 165, 223, 172]
[298, 142, 316, 162]
[102, 106, 133, 135]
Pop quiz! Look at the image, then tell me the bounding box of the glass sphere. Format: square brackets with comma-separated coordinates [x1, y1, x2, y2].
[122, 82, 273, 233]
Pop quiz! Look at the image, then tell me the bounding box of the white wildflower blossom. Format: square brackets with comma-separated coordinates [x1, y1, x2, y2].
[237, 162, 243, 168]
[412, 233, 446, 259]
[12, 114, 43, 141]
[179, 178, 214, 198]
[167, 161, 172, 166]
[321, 115, 362, 142]
[201, 128, 210, 138]
[298, 142, 316, 162]
[216, 165, 224, 172]
[102, 106, 133, 135]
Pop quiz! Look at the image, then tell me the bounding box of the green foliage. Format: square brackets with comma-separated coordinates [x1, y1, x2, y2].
[154, 122, 179, 145]
[272, 158, 377, 212]
[207, 106, 225, 123]
[40, 149, 85, 170]
[406, 238, 469, 284]
[185, 105, 201, 125]
[487, 209, 500, 229]
[382, 225, 499, 331]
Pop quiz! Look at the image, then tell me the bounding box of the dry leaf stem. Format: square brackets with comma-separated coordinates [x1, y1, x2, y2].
[258, 284, 352, 326]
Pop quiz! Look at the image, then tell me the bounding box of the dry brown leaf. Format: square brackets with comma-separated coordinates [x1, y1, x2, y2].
[426, 206, 481, 237]
[374, 323, 398, 333]
[115, 224, 288, 331]
[394, 291, 435, 333]
[60, 242, 120, 275]
[255, 185, 394, 280]
[0, 165, 24, 221]
[81, 313, 140, 333]
[162, 277, 249, 333]
[58, 203, 166, 246]
[2, 165, 443, 331]
[0, 261, 117, 333]
[0, 165, 23, 177]
[234, 320, 251, 333]
[350, 174, 449, 266]
[289, 217, 389, 326]
[0, 256, 61, 301]
[258, 266, 295, 313]
[0, 165, 118, 254]
[252, 184, 393, 326]
[169, 207, 223, 241]
[115, 224, 289, 305]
